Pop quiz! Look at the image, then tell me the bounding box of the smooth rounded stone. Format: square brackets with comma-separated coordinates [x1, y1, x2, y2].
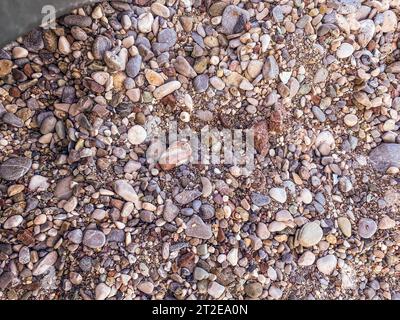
[173, 56, 197, 78]
[313, 67, 328, 84]
[200, 176, 213, 197]
[163, 200, 179, 222]
[0, 157, 32, 181]
[63, 196, 78, 213]
[245, 282, 263, 298]
[2, 112, 23, 127]
[300, 188, 313, 204]
[269, 188, 287, 203]
[114, 180, 139, 203]
[107, 230, 125, 242]
[381, 10, 397, 33]
[298, 222, 323, 247]
[126, 88, 141, 102]
[316, 255, 337, 275]
[12, 46, 28, 59]
[344, 114, 358, 127]
[28, 175, 49, 192]
[185, 215, 212, 239]
[256, 222, 270, 240]
[200, 204, 215, 220]
[64, 15, 92, 28]
[311, 106, 326, 122]
[298, 251, 316, 266]
[336, 43, 354, 59]
[151, 2, 170, 18]
[138, 12, 154, 33]
[83, 229, 106, 249]
[378, 216, 396, 230]
[221, 5, 250, 35]
[208, 281, 225, 299]
[92, 35, 112, 60]
[58, 36, 71, 55]
[251, 192, 270, 206]
[68, 229, 83, 244]
[32, 251, 58, 276]
[144, 69, 164, 86]
[191, 74, 208, 93]
[138, 281, 154, 295]
[127, 125, 147, 145]
[153, 81, 181, 99]
[338, 217, 352, 237]
[55, 176, 73, 200]
[358, 218, 377, 239]
[247, 60, 264, 78]
[275, 210, 293, 222]
[269, 221, 287, 232]
[209, 76, 225, 90]
[0, 59, 13, 77]
[262, 56, 279, 80]
[269, 286, 283, 299]
[369, 143, 400, 172]
[95, 283, 111, 300]
[157, 28, 177, 48]
[40, 116, 57, 134]
[3, 215, 23, 229]
[357, 20, 375, 47]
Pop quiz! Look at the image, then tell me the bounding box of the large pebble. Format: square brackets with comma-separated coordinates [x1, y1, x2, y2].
[153, 81, 181, 99]
[32, 251, 58, 276]
[114, 180, 139, 203]
[269, 188, 287, 203]
[185, 215, 212, 239]
[83, 229, 106, 249]
[3, 215, 23, 229]
[0, 157, 32, 181]
[221, 5, 250, 35]
[95, 283, 111, 300]
[358, 218, 377, 239]
[127, 125, 147, 145]
[298, 222, 323, 247]
[173, 56, 197, 78]
[316, 255, 337, 275]
[369, 143, 400, 172]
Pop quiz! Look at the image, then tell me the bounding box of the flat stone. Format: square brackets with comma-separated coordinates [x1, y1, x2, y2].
[163, 199, 179, 222]
[32, 251, 58, 276]
[381, 10, 397, 33]
[159, 141, 192, 170]
[151, 2, 170, 18]
[92, 35, 112, 60]
[83, 229, 106, 249]
[175, 189, 202, 205]
[138, 281, 154, 295]
[68, 229, 83, 244]
[369, 143, 400, 172]
[357, 20, 375, 48]
[54, 176, 73, 200]
[0, 272, 14, 290]
[173, 56, 197, 78]
[157, 28, 177, 48]
[336, 43, 354, 59]
[28, 175, 49, 192]
[378, 216, 396, 230]
[2, 112, 23, 127]
[193, 74, 209, 92]
[0, 157, 32, 181]
[64, 15, 92, 28]
[185, 215, 212, 239]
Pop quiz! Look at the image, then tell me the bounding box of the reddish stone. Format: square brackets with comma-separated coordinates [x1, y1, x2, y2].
[160, 94, 176, 107]
[177, 251, 195, 271]
[252, 120, 269, 156]
[268, 110, 283, 133]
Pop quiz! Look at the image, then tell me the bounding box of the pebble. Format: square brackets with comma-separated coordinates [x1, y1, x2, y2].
[128, 125, 147, 145]
[159, 141, 192, 171]
[336, 43, 354, 59]
[2, 112, 23, 127]
[3, 215, 23, 229]
[151, 3, 170, 18]
[114, 180, 139, 203]
[369, 143, 400, 172]
[28, 175, 49, 192]
[32, 251, 58, 276]
[153, 81, 181, 99]
[316, 255, 337, 275]
[344, 114, 358, 127]
[95, 283, 111, 300]
[298, 251, 316, 266]
[381, 10, 397, 33]
[208, 281, 225, 299]
[338, 217, 352, 237]
[83, 229, 106, 249]
[245, 282, 263, 298]
[58, 36, 71, 55]
[0, 157, 32, 181]
[138, 281, 154, 295]
[358, 218, 377, 239]
[138, 13, 154, 33]
[185, 215, 212, 239]
[263, 56, 279, 80]
[298, 222, 323, 247]
[221, 5, 250, 35]
[378, 216, 396, 230]
[193, 74, 209, 93]
[269, 188, 287, 203]
[173, 56, 197, 78]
